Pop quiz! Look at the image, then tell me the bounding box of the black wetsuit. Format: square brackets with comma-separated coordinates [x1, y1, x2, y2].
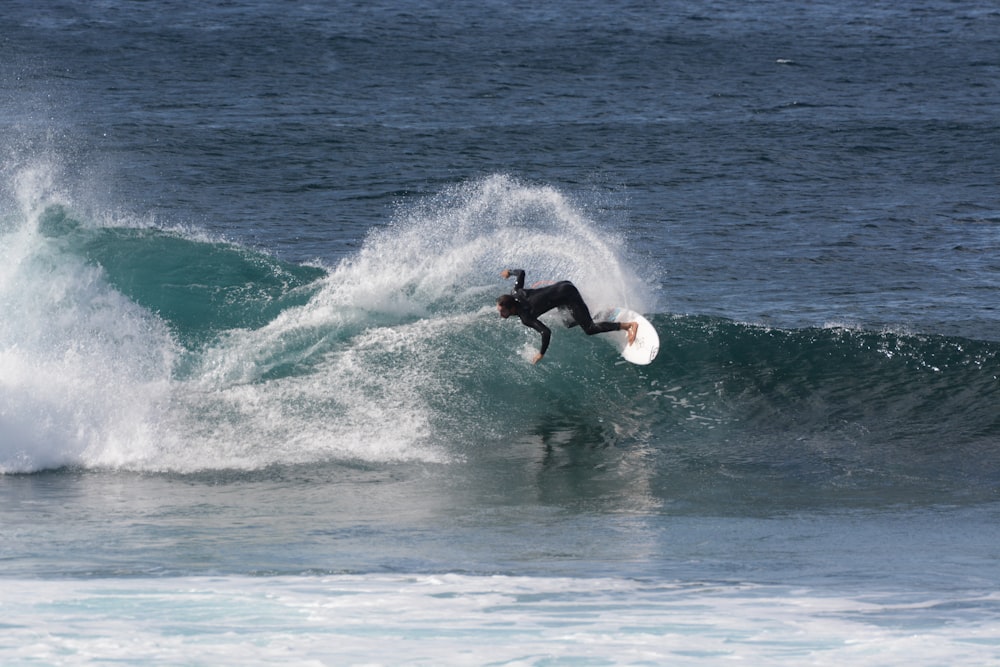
[507, 269, 619, 356]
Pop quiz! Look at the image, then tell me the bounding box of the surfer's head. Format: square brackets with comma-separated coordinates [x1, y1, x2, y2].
[496, 294, 517, 318]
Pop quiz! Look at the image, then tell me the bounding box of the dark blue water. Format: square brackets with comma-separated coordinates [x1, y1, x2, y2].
[2, 1, 1000, 663]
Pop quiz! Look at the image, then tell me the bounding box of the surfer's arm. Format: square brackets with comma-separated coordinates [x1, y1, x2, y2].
[501, 268, 526, 291]
[522, 317, 551, 361]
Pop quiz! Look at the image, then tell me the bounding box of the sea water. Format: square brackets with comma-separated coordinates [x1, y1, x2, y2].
[2, 1, 1000, 664]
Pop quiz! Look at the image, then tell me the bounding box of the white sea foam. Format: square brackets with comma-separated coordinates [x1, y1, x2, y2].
[2, 574, 996, 666]
[0, 177, 177, 472]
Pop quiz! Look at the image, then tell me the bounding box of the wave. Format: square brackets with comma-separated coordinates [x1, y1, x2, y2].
[0, 174, 655, 472]
[2, 173, 998, 505]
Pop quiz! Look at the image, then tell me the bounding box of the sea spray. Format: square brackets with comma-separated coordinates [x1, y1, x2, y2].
[1, 173, 656, 472]
[163, 175, 659, 470]
[0, 210, 177, 472]
[372, 174, 657, 314]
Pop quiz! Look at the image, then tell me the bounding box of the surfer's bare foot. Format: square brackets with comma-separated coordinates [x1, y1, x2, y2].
[624, 322, 638, 345]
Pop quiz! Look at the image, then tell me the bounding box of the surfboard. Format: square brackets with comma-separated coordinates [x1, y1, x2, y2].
[595, 308, 660, 365]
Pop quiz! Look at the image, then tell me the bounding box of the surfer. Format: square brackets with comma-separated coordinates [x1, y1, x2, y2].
[497, 269, 638, 364]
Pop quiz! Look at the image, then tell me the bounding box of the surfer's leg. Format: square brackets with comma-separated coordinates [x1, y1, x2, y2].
[567, 290, 638, 343]
[584, 318, 638, 344]
[557, 283, 637, 342]
[582, 320, 622, 335]
[561, 287, 619, 336]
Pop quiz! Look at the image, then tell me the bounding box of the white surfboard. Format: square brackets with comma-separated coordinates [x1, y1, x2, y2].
[595, 308, 659, 365]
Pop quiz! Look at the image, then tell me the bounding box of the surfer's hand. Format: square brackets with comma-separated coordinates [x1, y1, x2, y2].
[532, 352, 544, 364]
[501, 269, 511, 279]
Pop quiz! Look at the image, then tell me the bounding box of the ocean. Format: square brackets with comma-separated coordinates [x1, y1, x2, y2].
[2, 0, 1000, 664]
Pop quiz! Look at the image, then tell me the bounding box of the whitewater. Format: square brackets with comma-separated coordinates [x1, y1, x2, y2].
[1, 172, 657, 473]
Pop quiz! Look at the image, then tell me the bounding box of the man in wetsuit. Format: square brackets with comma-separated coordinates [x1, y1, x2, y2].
[496, 269, 638, 364]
